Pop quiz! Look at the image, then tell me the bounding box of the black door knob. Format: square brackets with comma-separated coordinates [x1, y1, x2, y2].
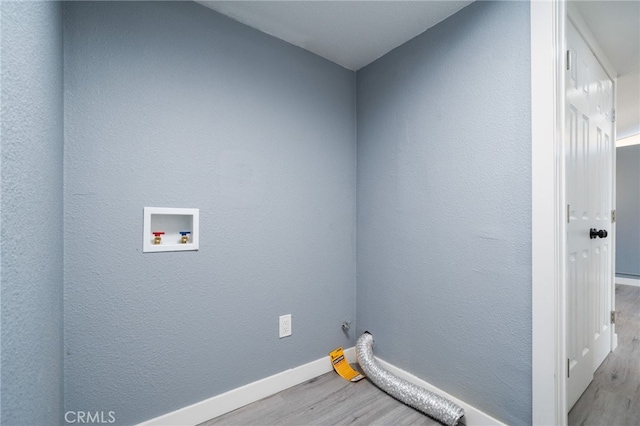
[590, 228, 608, 239]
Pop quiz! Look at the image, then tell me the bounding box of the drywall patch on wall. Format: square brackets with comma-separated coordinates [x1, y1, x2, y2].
[63, 2, 356, 424]
[616, 145, 640, 277]
[0, 1, 64, 424]
[355, 1, 532, 424]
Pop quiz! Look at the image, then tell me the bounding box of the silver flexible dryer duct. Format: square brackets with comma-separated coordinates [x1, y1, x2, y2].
[356, 332, 465, 426]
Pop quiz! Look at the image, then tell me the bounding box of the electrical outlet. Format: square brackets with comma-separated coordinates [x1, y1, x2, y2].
[279, 314, 292, 338]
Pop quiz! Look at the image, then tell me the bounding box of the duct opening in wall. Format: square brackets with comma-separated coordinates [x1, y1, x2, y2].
[356, 332, 465, 426]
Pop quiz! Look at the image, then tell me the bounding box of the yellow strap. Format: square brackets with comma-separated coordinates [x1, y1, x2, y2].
[329, 347, 365, 382]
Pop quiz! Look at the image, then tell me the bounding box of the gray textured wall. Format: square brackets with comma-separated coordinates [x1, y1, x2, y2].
[2, 2, 540, 424]
[616, 145, 640, 277]
[355, 2, 532, 424]
[63, 2, 356, 424]
[1, 1, 65, 424]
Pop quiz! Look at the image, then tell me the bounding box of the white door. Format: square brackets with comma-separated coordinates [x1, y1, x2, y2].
[566, 21, 614, 410]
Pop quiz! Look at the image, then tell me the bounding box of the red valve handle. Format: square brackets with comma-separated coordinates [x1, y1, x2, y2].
[152, 232, 165, 236]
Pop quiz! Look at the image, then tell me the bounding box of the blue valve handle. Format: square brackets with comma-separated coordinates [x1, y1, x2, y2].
[179, 231, 191, 236]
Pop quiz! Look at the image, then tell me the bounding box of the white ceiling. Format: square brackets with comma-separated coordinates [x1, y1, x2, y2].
[198, 0, 639, 139]
[198, 1, 638, 75]
[198, 1, 473, 71]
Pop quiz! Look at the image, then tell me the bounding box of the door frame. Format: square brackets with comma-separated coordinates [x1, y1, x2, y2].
[531, 1, 566, 423]
[531, 1, 617, 424]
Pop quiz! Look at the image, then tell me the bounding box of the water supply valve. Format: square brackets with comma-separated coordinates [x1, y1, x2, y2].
[152, 231, 165, 245]
[179, 231, 191, 244]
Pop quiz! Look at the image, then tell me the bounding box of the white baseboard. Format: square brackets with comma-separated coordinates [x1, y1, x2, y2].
[138, 347, 356, 426]
[139, 346, 503, 426]
[616, 276, 640, 287]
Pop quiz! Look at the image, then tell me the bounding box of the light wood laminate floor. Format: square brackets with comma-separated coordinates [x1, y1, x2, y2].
[203, 285, 639, 426]
[200, 368, 447, 426]
[569, 284, 640, 426]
